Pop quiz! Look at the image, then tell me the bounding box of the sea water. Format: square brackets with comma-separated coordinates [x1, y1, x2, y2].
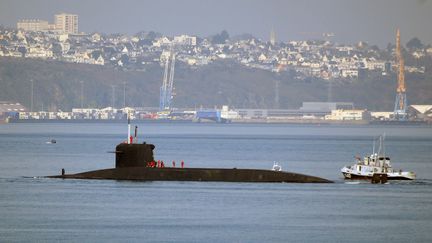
[0, 123, 431, 242]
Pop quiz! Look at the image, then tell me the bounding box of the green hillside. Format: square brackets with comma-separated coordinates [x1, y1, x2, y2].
[0, 57, 431, 111]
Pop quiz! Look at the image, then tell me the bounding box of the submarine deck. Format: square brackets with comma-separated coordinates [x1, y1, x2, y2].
[48, 167, 332, 183]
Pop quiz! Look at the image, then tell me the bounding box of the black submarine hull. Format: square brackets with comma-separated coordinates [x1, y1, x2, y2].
[49, 167, 332, 183]
[47, 143, 332, 183]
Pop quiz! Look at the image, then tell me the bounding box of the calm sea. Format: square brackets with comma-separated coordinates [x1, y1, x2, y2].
[0, 123, 431, 242]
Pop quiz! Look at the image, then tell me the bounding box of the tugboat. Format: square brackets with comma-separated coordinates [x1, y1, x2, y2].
[341, 135, 416, 180]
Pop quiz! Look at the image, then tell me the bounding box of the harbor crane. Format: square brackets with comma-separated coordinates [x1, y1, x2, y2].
[159, 51, 176, 111]
[393, 29, 407, 120]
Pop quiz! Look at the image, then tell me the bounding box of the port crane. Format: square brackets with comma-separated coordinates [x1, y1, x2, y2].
[393, 29, 407, 120]
[159, 51, 176, 111]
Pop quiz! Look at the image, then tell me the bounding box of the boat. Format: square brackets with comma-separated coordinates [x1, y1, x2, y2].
[47, 141, 332, 183]
[341, 135, 415, 180]
[46, 117, 332, 183]
[46, 139, 56, 144]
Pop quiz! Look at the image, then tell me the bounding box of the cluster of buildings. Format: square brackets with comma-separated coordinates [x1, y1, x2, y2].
[2, 102, 431, 124]
[1, 14, 430, 79]
[17, 13, 78, 34]
[1, 14, 431, 124]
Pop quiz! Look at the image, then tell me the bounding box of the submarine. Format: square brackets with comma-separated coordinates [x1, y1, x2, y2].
[48, 121, 332, 183]
[49, 141, 332, 183]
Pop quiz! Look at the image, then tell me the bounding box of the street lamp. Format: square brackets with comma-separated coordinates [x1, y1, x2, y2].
[30, 79, 34, 113]
[111, 85, 116, 108]
[123, 80, 126, 108]
[80, 80, 84, 109]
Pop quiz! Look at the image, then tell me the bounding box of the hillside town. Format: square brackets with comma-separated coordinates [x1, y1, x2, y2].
[1, 14, 431, 80]
[1, 13, 432, 124]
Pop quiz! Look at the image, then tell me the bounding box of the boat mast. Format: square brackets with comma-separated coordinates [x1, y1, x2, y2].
[377, 135, 382, 158]
[127, 111, 131, 144]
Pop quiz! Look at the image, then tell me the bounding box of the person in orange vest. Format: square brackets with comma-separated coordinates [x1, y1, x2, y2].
[172, 161, 176, 167]
[181, 160, 184, 168]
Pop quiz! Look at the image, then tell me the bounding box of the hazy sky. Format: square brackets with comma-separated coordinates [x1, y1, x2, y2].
[1, 0, 431, 47]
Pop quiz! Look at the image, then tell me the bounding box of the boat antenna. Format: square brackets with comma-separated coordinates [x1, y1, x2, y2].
[377, 136, 381, 157]
[383, 133, 386, 160]
[127, 111, 131, 144]
[372, 137, 375, 156]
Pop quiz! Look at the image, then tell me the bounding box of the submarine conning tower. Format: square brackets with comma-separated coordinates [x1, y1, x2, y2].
[115, 143, 155, 168]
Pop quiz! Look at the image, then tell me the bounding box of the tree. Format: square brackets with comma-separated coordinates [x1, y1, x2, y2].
[211, 30, 230, 44]
[17, 46, 27, 57]
[52, 43, 63, 57]
[386, 42, 394, 53]
[120, 54, 129, 65]
[91, 50, 102, 59]
[145, 31, 160, 41]
[406, 37, 424, 50]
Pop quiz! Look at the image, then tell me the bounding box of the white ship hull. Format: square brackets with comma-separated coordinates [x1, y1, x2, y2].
[341, 169, 416, 180]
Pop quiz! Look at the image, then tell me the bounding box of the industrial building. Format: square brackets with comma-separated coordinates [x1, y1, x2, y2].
[0, 101, 27, 122]
[236, 102, 354, 119]
[325, 109, 371, 121]
[408, 105, 432, 121]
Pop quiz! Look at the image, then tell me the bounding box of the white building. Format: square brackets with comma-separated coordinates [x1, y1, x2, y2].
[325, 109, 370, 121]
[54, 13, 78, 34]
[173, 35, 197, 46]
[408, 105, 432, 120]
[17, 19, 48, 32]
[370, 111, 393, 120]
[340, 69, 359, 78]
[220, 106, 239, 120]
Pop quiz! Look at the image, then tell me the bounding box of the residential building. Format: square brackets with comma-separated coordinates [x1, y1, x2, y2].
[173, 35, 197, 46]
[54, 13, 78, 34]
[17, 19, 48, 32]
